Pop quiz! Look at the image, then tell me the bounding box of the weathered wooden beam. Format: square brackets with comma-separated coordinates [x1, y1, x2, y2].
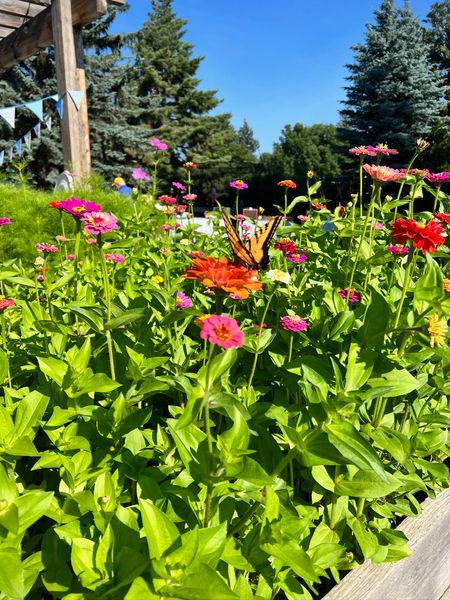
[322, 488, 450, 600]
[0, 0, 44, 19]
[0, 24, 14, 37]
[51, 0, 92, 175]
[0, 11, 26, 29]
[0, 0, 107, 72]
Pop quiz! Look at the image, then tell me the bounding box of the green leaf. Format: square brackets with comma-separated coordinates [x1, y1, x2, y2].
[139, 499, 180, 560]
[357, 290, 391, 348]
[12, 391, 49, 440]
[345, 344, 377, 392]
[37, 356, 68, 387]
[198, 348, 237, 390]
[105, 308, 146, 329]
[0, 348, 9, 385]
[72, 372, 121, 396]
[324, 422, 386, 478]
[261, 538, 320, 583]
[368, 368, 420, 398]
[347, 516, 380, 559]
[0, 549, 25, 599]
[15, 490, 54, 535]
[335, 470, 401, 498]
[124, 578, 159, 600]
[163, 564, 239, 600]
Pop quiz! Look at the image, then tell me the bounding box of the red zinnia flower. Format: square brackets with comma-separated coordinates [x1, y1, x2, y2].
[434, 213, 450, 224]
[274, 238, 297, 253]
[0, 297, 15, 310]
[311, 201, 327, 210]
[391, 218, 446, 254]
[277, 180, 297, 188]
[183, 256, 262, 299]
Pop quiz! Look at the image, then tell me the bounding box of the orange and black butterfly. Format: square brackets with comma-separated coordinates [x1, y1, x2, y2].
[221, 209, 282, 270]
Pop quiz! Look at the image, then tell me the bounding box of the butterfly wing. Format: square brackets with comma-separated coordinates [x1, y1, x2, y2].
[221, 210, 257, 268]
[246, 215, 283, 269]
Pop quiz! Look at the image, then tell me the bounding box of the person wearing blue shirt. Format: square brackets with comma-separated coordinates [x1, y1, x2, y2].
[112, 177, 133, 195]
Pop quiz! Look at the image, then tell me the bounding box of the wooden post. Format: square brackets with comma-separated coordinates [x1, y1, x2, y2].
[51, 0, 90, 176]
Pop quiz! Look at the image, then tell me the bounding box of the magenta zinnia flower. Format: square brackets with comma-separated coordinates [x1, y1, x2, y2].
[286, 252, 307, 264]
[230, 180, 248, 190]
[0, 218, 11, 226]
[172, 181, 187, 191]
[349, 146, 377, 156]
[132, 167, 149, 181]
[200, 315, 243, 349]
[104, 253, 125, 264]
[35, 242, 58, 253]
[425, 171, 450, 187]
[150, 138, 168, 151]
[176, 292, 193, 309]
[339, 288, 361, 303]
[59, 197, 102, 217]
[67, 254, 76, 261]
[160, 224, 173, 231]
[183, 193, 198, 202]
[159, 195, 177, 205]
[387, 244, 409, 255]
[81, 212, 118, 235]
[280, 315, 307, 332]
[369, 144, 399, 156]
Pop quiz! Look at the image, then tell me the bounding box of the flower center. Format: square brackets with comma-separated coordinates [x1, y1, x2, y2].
[214, 325, 233, 341]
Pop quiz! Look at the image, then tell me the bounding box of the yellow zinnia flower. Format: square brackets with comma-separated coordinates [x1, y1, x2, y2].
[427, 314, 448, 348]
[151, 275, 164, 284]
[443, 278, 450, 293]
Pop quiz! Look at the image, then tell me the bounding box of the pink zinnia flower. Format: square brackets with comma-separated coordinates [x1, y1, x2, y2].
[426, 172, 450, 187]
[280, 315, 307, 332]
[160, 224, 173, 231]
[176, 292, 193, 309]
[230, 180, 248, 190]
[183, 193, 198, 202]
[159, 195, 177, 205]
[387, 244, 409, 255]
[55, 235, 68, 242]
[35, 242, 58, 253]
[175, 204, 187, 214]
[297, 215, 310, 223]
[363, 164, 403, 183]
[37, 274, 45, 282]
[0, 218, 11, 226]
[0, 298, 15, 310]
[86, 237, 97, 245]
[59, 197, 102, 217]
[150, 138, 168, 151]
[81, 212, 118, 235]
[200, 315, 244, 349]
[339, 288, 361, 303]
[67, 254, 76, 261]
[132, 167, 149, 181]
[286, 252, 307, 264]
[104, 253, 125, 264]
[369, 144, 399, 156]
[172, 181, 187, 191]
[349, 146, 377, 156]
[371, 221, 384, 230]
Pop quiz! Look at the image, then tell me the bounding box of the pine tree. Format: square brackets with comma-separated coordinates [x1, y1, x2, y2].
[237, 120, 260, 155]
[340, 0, 446, 157]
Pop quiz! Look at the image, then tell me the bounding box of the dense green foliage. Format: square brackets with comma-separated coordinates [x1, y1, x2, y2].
[340, 0, 447, 158]
[0, 145, 449, 597]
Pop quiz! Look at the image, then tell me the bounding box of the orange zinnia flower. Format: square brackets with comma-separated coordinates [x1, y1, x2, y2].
[183, 256, 262, 299]
[277, 179, 297, 188]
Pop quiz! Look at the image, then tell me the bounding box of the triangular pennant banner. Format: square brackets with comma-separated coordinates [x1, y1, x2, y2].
[15, 139, 22, 157]
[68, 90, 83, 110]
[24, 131, 32, 148]
[33, 122, 41, 138]
[25, 99, 43, 121]
[50, 94, 59, 102]
[0, 151, 3, 166]
[7, 147, 13, 160]
[44, 115, 52, 130]
[56, 97, 64, 119]
[0, 106, 15, 128]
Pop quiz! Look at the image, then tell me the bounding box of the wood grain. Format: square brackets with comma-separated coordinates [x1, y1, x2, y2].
[323, 488, 450, 600]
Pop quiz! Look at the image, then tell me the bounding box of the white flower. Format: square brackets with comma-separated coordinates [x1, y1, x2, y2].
[266, 269, 291, 284]
[179, 238, 190, 246]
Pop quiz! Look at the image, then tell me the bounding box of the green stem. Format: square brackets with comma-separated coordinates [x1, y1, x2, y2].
[99, 238, 116, 380]
[433, 186, 441, 213]
[393, 151, 419, 221]
[359, 157, 364, 217]
[393, 246, 416, 330]
[203, 344, 216, 527]
[346, 183, 379, 296]
[330, 466, 341, 529]
[373, 396, 388, 428]
[356, 497, 365, 517]
[363, 186, 381, 291]
[246, 285, 278, 396]
[235, 191, 240, 231]
[1, 313, 11, 386]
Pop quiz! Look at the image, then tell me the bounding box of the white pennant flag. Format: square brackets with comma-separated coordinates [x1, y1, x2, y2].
[7, 147, 13, 160]
[33, 122, 41, 138]
[25, 99, 43, 121]
[0, 151, 3, 166]
[24, 131, 32, 148]
[50, 94, 59, 102]
[68, 90, 84, 110]
[45, 115, 52, 130]
[0, 106, 15, 128]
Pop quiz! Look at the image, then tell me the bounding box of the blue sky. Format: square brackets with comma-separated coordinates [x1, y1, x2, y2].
[111, 0, 433, 152]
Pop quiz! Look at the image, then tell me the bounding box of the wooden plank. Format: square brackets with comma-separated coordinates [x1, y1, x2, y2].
[0, 0, 44, 18]
[0, 24, 14, 37]
[0, 0, 107, 71]
[51, 0, 92, 175]
[0, 11, 26, 28]
[74, 28, 91, 174]
[323, 488, 450, 600]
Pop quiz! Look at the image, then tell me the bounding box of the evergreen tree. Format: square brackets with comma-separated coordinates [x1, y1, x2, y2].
[425, 1, 450, 169]
[237, 119, 260, 155]
[340, 0, 446, 157]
